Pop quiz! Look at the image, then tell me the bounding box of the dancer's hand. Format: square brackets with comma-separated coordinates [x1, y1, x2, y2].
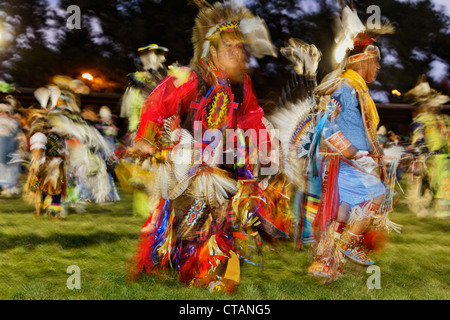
[134, 139, 157, 156]
[141, 222, 157, 234]
[355, 156, 378, 173]
[342, 145, 358, 159]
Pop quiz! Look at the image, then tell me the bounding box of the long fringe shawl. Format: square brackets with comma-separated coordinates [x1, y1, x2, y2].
[314, 156, 340, 236]
[131, 199, 175, 279]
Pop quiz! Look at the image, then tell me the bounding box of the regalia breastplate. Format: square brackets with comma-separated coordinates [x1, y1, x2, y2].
[190, 83, 239, 133]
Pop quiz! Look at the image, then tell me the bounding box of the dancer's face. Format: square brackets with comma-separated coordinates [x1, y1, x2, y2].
[349, 57, 381, 84]
[361, 57, 381, 83]
[210, 32, 246, 75]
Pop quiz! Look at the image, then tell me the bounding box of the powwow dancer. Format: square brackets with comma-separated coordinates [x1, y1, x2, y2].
[0, 94, 27, 196]
[25, 76, 114, 218]
[120, 43, 169, 135]
[271, 6, 401, 281]
[404, 76, 449, 218]
[128, 1, 290, 292]
[96, 105, 121, 202]
[116, 44, 169, 217]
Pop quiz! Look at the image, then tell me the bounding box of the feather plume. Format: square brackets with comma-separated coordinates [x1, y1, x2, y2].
[332, 6, 365, 64]
[47, 113, 114, 159]
[34, 87, 50, 109]
[239, 16, 277, 58]
[169, 172, 196, 201]
[170, 129, 195, 180]
[48, 85, 61, 109]
[170, 167, 237, 208]
[405, 75, 449, 107]
[268, 98, 317, 190]
[269, 37, 324, 190]
[67, 143, 112, 202]
[280, 38, 321, 77]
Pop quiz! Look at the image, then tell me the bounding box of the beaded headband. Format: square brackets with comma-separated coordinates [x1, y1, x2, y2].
[348, 45, 380, 64]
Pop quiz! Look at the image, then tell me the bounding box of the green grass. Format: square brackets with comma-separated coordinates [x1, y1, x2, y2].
[0, 190, 449, 300]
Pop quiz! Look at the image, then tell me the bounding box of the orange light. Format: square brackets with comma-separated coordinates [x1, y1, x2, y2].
[391, 89, 401, 96]
[82, 73, 93, 81]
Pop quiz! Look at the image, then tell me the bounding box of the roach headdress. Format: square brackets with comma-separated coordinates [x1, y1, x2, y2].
[190, 0, 277, 67]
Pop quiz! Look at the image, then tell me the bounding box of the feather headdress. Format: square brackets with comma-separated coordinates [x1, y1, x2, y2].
[315, 5, 394, 95]
[190, 1, 277, 66]
[33, 75, 88, 114]
[405, 75, 449, 107]
[333, 6, 394, 65]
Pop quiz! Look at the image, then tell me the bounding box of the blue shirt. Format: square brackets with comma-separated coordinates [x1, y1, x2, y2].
[322, 81, 370, 151]
[319, 82, 385, 207]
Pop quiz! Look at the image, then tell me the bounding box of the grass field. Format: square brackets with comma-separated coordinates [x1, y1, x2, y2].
[0, 187, 449, 300]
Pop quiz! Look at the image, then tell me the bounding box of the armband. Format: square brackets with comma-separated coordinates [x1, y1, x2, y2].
[324, 131, 351, 153]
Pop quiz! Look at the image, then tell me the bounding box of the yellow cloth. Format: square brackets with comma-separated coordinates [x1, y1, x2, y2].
[223, 251, 241, 283]
[341, 69, 380, 133]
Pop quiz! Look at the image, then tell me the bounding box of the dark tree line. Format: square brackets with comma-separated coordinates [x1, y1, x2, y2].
[0, 0, 449, 104]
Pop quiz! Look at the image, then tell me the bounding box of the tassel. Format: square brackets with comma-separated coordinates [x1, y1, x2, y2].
[314, 155, 340, 234]
[151, 199, 173, 267]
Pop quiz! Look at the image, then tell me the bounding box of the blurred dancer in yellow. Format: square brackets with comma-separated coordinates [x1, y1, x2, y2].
[405, 76, 449, 218]
[116, 44, 169, 218]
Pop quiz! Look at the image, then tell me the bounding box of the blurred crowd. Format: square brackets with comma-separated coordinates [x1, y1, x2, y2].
[1, 76, 448, 219]
[376, 96, 449, 218]
[0, 79, 126, 217]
